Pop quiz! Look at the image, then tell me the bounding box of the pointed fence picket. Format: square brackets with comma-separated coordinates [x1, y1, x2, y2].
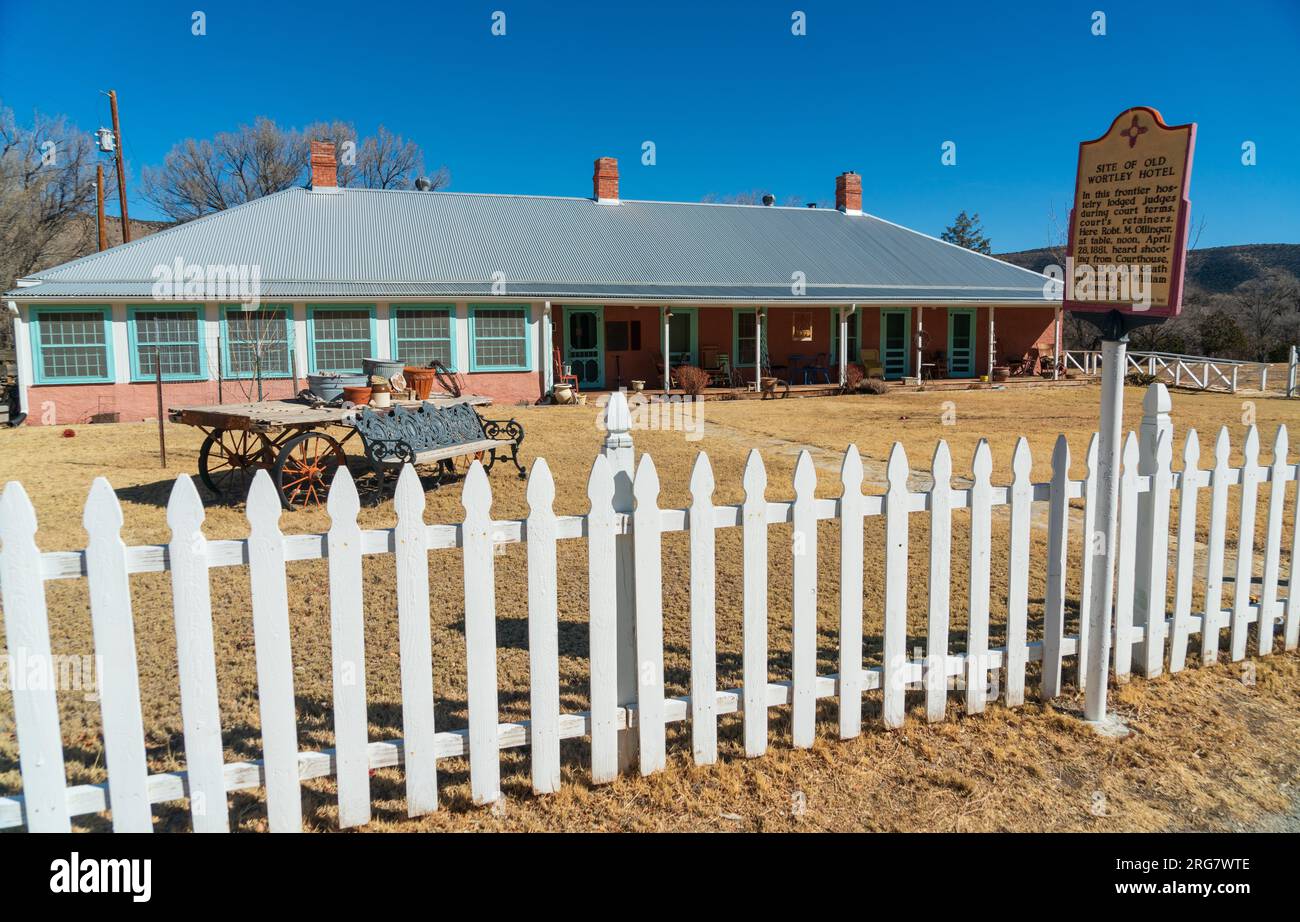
[1076, 434, 1099, 690]
[1230, 427, 1261, 662]
[1202, 428, 1232, 665]
[4, 384, 1299, 833]
[245, 471, 303, 832]
[166, 475, 229, 832]
[1168, 430, 1202, 674]
[688, 452, 718, 764]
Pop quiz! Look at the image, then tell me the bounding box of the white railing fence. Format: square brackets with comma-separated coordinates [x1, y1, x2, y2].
[1, 385, 1297, 832]
[1064, 349, 1272, 394]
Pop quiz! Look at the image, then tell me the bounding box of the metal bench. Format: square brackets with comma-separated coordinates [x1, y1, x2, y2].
[351, 401, 526, 491]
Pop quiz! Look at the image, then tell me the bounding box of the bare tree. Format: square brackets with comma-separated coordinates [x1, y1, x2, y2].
[143, 118, 449, 221]
[701, 190, 773, 205]
[0, 103, 106, 294]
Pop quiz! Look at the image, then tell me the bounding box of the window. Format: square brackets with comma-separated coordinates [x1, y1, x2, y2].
[222, 304, 294, 378]
[605, 319, 641, 352]
[308, 305, 375, 373]
[30, 306, 114, 384]
[736, 310, 758, 367]
[469, 305, 530, 371]
[128, 306, 205, 381]
[392, 305, 455, 368]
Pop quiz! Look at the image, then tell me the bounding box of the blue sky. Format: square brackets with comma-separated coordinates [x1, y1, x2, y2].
[2, 0, 1297, 251]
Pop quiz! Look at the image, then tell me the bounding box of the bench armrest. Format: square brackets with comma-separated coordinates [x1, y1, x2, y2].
[362, 436, 417, 467]
[480, 417, 524, 450]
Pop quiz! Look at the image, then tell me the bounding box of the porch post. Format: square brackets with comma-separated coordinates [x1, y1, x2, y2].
[662, 308, 671, 391]
[987, 306, 997, 380]
[915, 308, 924, 383]
[541, 301, 554, 394]
[754, 308, 764, 393]
[1053, 304, 1062, 381]
[838, 304, 854, 387]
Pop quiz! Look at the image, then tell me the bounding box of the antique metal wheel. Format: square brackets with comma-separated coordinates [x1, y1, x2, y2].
[198, 428, 275, 501]
[272, 431, 348, 509]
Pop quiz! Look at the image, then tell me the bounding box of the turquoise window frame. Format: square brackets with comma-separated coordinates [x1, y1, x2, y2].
[830, 308, 863, 367]
[220, 303, 296, 380]
[126, 304, 207, 383]
[29, 304, 115, 385]
[306, 303, 377, 374]
[390, 303, 457, 370]
[731, 307, 768, 369]
[468, 304, 532, 372]
[662, 306, 699, 367]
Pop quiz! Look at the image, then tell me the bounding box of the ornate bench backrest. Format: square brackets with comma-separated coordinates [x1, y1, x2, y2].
[353, 401, 488, 455]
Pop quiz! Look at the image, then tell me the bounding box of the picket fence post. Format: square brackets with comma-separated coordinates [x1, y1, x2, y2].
[245, 471, 303, 831]
[1258, 426, 1289, 656]
[83, 478, 152, 832]
[925, 442, 952, 722]
[602, 391, 639, 773]
[326, 466, 370, 827]
[1005, 438, 1032, 706]
[839, 445, 866, 736]
[1230, 426, 1261, 662]
[966, 441, 993, 714]
[526, 460, 561, 794]
[1113, 434, 1140, 680]
[1040, 435, 1070, 700]
[394, 465, 438, 814]
[882, 444, 909, 728]
[742, 450, 769, 756]
[461, 461, 501, 805]
[586, 454, 619, 784]
[166, 475, 229, 832]
[1168, 431, 1202, 674]
[688, 452, 718, 763]
[632, 454, 666, 775]
[1076, 434, 1099, 690]
[1134, 384, 1173, 678]
[1202, 428, 1232, 664]
[791, 451, 818, 747]
[0, 482, 71, 832]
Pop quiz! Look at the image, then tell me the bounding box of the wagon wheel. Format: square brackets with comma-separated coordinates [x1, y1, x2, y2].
[272, 431, 349, 509]
[199, 429, 275, 501]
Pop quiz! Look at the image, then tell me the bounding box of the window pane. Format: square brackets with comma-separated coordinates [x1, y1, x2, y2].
[38, 311, 109, 380]
[394, 308, 452, 366]
[312, 310, 371, 372]
[135, 309, 200, 377]
[473, 309, 527, 368]
[228, 308, 291, 375]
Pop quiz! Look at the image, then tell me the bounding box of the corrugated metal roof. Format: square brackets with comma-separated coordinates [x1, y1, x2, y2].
[8, 187, 1060, 303]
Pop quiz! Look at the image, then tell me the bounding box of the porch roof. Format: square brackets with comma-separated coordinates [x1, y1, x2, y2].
[9, 186, 1063, 304]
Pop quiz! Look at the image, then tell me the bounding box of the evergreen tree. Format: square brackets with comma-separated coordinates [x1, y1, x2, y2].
[940, 211, 992, 254]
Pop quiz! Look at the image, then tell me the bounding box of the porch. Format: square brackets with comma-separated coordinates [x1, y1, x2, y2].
[551, 303, 1064, 393]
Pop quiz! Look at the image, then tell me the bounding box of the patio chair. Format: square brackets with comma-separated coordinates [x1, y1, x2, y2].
[787, 353, 807, 383]
[1007, 347, 1040, 377]
[860, 348, 885, 379]
[553, 347, 580, 393]
[806, 352, 832, 384]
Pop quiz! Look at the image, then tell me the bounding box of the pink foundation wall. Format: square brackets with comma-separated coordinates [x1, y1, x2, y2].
[26, 379, 299, 426]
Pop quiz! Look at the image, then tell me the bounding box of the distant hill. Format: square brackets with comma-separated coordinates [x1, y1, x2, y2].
[995, 243, 1300, 293]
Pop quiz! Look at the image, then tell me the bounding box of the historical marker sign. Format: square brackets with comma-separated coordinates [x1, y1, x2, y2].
[1065, 106, 1196, 318]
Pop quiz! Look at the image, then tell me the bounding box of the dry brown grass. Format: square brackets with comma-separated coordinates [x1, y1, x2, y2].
[1, 382, 1298, 832]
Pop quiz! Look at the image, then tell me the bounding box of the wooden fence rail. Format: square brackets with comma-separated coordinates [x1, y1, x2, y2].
[1, 385, 1297, 832]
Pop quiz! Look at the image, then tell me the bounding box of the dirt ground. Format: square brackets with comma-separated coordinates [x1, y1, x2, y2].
[1, 382, 1298, 832]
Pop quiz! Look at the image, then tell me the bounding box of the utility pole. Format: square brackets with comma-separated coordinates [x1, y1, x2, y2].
[96, 165, 107, 251]
[107, 90, 130, 242]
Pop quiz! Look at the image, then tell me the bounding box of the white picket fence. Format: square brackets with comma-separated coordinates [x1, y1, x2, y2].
[1064, 349, 1271, 393]
[1, 386, 1297, 832]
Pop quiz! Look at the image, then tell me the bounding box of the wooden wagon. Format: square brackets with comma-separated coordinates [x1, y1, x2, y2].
[168, 396, 494, 509]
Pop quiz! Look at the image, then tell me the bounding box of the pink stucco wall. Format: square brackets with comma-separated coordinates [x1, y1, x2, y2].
[25, 379, 300, 426]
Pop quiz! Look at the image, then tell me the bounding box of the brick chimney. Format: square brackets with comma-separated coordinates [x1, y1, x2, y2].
[835, 170, 862, 215]
[310, 140, 338, 190]
[593, 157, 619, 203]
